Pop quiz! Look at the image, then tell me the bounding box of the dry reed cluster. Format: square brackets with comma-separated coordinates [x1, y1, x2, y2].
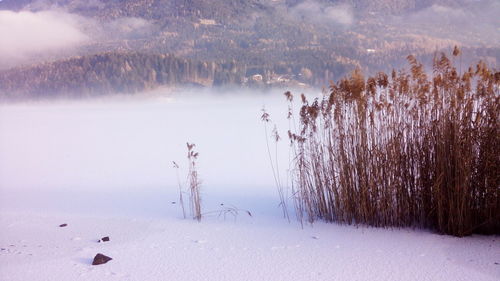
[186, 143, 202, 222]
[174, 143, 252, 222]
[174, 143, 202, 221]
[278, 50, 499, 236]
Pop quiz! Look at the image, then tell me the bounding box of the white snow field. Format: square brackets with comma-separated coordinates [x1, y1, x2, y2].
[1, 89, 499, 281]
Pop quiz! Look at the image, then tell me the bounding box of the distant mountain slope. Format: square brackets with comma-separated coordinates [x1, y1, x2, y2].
[0, 0, 469, 16]
[0, 0, 498, 99]
[0, 0, 269, 22]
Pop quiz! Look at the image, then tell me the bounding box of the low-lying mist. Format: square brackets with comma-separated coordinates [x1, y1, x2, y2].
[0, 88, 311, 200]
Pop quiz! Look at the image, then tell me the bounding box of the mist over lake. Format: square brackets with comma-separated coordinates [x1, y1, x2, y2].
[0, 88, 309, 216]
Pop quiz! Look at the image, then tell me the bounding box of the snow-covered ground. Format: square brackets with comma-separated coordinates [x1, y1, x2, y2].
[1, 90, 499, 281]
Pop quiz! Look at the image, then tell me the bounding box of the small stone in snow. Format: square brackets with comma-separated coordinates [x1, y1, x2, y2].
[59, 224, 68, 227]
[494, 262, 499, 265]
[99, 236, 110, 243]
[92, 253, 112, 265]
[311, 236, 319, 240]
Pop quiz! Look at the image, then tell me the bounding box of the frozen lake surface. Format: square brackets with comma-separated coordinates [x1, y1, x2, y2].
[0, 90, 498, 281]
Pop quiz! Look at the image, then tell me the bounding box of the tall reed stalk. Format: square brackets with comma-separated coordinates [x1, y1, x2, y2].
[173, 161, 186, 219]
[262, 108, 290, 222]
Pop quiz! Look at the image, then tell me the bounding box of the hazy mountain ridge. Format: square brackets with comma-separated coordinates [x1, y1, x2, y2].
[0, 0, 498, 98]
[0, 0, 269, 22]
[0, 0, 471, 16]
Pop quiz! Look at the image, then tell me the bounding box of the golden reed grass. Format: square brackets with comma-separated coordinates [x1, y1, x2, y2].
[281, 49, 499, 236]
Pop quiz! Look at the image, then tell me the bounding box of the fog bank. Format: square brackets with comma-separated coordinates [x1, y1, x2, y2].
[0, 9, 155, 68]
[0, 10, 88, 63]
[0, 89, 313, 199]
[289, 1, 354, 26]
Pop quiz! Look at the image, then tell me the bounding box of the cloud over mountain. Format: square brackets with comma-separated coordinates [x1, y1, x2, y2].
[0, 10, 88, 64]
[289, 1, 354, 26]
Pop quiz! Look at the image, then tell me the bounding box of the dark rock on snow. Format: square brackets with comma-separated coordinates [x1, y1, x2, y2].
[92, 253, 112, 265]
[99, 236, 110, 242]
[59, 224, 67, 227]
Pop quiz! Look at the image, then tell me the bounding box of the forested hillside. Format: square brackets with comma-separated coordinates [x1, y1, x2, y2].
[0, 53, 247, 99]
